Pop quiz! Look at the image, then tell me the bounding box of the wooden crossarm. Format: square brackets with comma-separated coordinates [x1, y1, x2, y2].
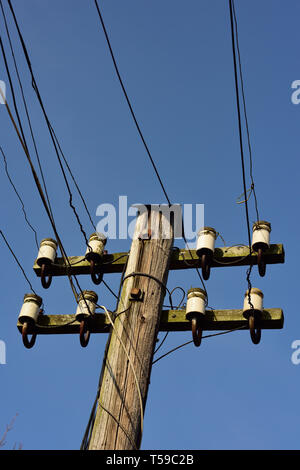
[33, 244, 285, 277]
[17, 308, 284, 335]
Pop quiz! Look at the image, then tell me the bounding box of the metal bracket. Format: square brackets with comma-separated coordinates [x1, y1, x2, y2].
[129, 288, 144, 302]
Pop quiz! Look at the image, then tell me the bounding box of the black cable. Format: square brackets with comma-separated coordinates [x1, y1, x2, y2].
[0, 146, 39, 249]
[93, 0, 171, 206]
[0, 55, 93, 314]
[102, 279, 119, 301]
[228, 0, 253, 305]
[50, 124, 96, 232]
[152, 325, 248, 366]
[0, 229, 37, 294]
[6, 0, 93, 247]
[0, 0, 55, 224]
[154, 286, 185, 356]
[231, 1, 260, 223]
[3, 0, 104, 318]
[121, 271, 170, 295]
[80, 255, 129, 450]
[0, 35, 29, 155]
[93, 1, 209, 301]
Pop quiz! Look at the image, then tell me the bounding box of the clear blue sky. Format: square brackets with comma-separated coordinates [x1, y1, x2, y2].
[0, 0, 299, 450]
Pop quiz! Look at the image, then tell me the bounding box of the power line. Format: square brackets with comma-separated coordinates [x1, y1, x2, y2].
[81, 254, 128, 450]
[228, 0, 253, 303]
[3, 0, 114, 310]
[0, 229, 37, 295]
[0, 146, 39, 249]
[152, 325, 248, 366]
[6, 0, 94, 246]
[0, 19, 118, 302]
[93, 0, 208, 298]
[231, 1, 260, 222]
[0, 81, 88, 306]
[93, 0, 171, 206]
[50, 125, 97, 232]
[0, 0, 55, 223]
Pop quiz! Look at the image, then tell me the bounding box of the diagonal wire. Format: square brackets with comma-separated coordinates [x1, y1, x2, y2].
[80, 257, 128, 450]
[93, 0, 208, 299]
[0, 146, 39, 249]
[231, 0, 260, 223]
[0, 0, 55, 223]
[152, 325, 248, 366]
[49, 124, 96, 232]
[228, 0, 253, 307]
[2, 1, 118, 320]
[93, 0, 171, 206]
[3, 1, 118, 307]
[0, 229, 37, 294]
[6, 0, 93, 247]
[0, 83, 90, 308]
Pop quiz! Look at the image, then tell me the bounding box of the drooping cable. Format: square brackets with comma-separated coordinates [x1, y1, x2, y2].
[0, 0, 55, 223]
[49, 125, 97, 232]
[0, 83, 92, 310]
[93, 0, 171, 206]
[152, 325, 248, 366]
[228, 0, 253, 305]
[0, 229, 37, 295]
[154, 286, 185, 356]
[2, 0, 108, 314]
[92, 1, 208, 299]
[0, 146, 39, 249]
[80, 256, 128, 450]
[6, 0, 94, 246]
[231, 1, 260, 222]
[100, 304, 144, 441]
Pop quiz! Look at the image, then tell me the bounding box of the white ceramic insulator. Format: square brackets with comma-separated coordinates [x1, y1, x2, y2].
[85, 239, 105, 257]
[18, 299, 40, 324]
[243, 289, 263, 313]
[252, 225, 270, 250]
[75, 298, 96, 320]
[37, 240, 57, 264]
[186, 294, 206, 317]
[196, 230, 216, 253]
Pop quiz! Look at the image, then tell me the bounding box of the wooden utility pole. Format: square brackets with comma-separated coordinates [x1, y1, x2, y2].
[22, 208, 285, 449]
[88, 206, 174, 450]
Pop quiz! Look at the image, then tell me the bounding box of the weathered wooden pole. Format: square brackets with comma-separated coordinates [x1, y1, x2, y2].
[88, 206, 174, 450]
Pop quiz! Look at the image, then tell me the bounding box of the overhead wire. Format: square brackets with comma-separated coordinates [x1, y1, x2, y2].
[231, 0, 260, 223]
[6, 0, 94, 247]
[92, 0, 208, 298]
[0, 79, 96, 311]
[0, 145, 39, 249]
[228, 0, 254, 307]
[154, 286, 186, 356]
[81, 255, 129, 450]
[152, 325, 248, 366]
[99, 304, 144, 439]
[0, 0, 55, 223]
[2, 1, 119, 304]
[93, 0, 171, 206]
[0, 229, 37, 295]
[0, 68, 75, 300]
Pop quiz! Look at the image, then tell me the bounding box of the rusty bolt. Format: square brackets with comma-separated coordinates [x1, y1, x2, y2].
[130, 288, 142, 300]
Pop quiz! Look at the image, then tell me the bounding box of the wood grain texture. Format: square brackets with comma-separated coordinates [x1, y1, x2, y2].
[88, 208, 174, 450]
